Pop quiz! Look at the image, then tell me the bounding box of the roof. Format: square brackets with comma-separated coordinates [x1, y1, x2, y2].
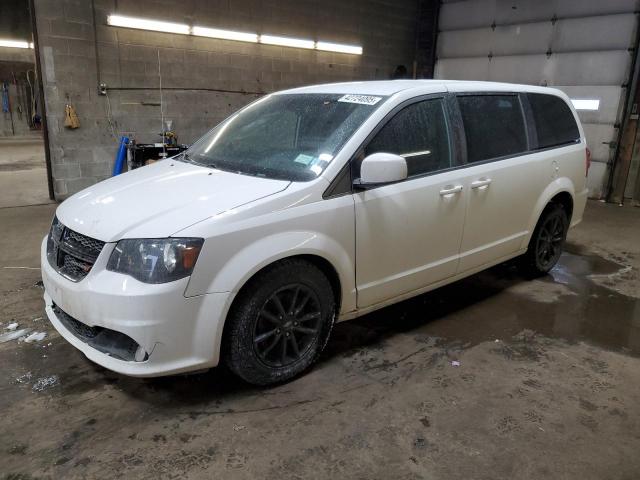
[278, 79, 563, 97]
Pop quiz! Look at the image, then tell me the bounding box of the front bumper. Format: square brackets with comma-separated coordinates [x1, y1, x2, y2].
[41, 237, 232, 377]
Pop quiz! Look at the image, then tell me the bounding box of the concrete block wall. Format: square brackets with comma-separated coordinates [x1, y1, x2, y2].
[34, 0, 419, 198]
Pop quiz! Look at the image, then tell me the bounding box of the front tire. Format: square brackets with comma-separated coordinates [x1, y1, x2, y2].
[223, 259, 335, 386]
[519, 203, 569, 277]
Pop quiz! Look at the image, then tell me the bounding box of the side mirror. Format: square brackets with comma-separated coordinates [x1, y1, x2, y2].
[355, 152, 407, 189]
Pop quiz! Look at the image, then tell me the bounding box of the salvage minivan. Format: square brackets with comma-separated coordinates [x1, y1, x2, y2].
[42, 80, 589, 385]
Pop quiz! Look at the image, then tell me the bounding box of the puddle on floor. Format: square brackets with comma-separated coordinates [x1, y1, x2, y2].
[331, 250, 640, 357]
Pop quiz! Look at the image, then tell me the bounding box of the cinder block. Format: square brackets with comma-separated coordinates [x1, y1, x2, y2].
[53, 179, 68, 197]
[272, 58, 292, 73]
[208, 52, 230, 67]
[52, 161, 81, 178]
[185, 50, 208, 65]
[66, 177, 96, 194]
[63, 0, 93, 24]
[49, 19, 92, 40]
[68, 39, 95, 58]
[80, 161, 112, 178]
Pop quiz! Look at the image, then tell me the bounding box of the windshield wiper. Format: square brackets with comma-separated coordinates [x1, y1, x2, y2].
[181, 152, 198, 164]
[180, 152, 218, 168]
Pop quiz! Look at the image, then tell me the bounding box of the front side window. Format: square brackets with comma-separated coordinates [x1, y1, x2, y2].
[183, 93, 385, 181]
[364, 98, 451, 177]
[528, 93, 580, 149]
[458, 94, 527, 163]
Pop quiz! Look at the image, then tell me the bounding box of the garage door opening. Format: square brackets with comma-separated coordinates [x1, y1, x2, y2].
[0, 0, 53, 208]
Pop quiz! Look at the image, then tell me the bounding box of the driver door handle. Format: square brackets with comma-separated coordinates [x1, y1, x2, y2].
[439, 185, 463, 196]
[471, 178, 492, 189]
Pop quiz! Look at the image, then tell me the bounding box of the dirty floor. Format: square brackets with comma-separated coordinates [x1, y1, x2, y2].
[1, 200, 639, 479]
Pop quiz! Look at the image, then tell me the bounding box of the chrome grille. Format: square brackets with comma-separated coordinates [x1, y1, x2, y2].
[47, 217, 105, 282]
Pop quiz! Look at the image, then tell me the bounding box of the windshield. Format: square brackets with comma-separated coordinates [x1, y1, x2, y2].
[182, 93, 386, 181]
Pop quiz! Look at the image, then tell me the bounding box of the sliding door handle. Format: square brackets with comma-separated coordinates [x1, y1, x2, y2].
[439, 185, 463, 196]
[471, 178, 492, 189]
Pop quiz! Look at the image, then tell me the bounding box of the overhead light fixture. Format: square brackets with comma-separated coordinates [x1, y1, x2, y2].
[316, 41, 362, 55]
[106, 14, 363, 54]
[260, 34, 315, 49]
[192, 26, 258, 43]
[571, 99, 600, 111]
[107, 14, 190, 35]
[0, 39, 32, 49]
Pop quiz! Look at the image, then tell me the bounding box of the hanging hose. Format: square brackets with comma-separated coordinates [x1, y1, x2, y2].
[1, 82, 9, 113]
[26, 69, 37, 125]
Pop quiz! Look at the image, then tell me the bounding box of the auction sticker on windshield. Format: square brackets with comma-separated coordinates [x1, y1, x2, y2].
[338, 94, 382, 105]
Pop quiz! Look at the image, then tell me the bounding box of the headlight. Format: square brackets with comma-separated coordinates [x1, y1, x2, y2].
[107, 238, 204, 284]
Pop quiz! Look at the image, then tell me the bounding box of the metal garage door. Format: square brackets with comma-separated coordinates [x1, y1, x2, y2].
[434, 0, 640, 199]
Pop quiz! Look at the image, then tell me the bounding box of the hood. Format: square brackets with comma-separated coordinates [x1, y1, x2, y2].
[56, 160, 290, 242]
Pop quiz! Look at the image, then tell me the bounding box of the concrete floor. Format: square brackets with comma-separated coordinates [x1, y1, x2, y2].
[0, 136, 52, 208]
[1, 200, 639, 479]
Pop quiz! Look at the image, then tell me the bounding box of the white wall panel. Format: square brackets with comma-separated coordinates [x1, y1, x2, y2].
[587, 161, 609, 198]
[439, 0, 495, 30]
[440, 0, 639, 30]
[552, 14, 637, 52]
[549, 51, 631, 86]
[491, 23, 553, 56]
[581, 123, 616, 162]
[493, 0, 556, 24]
[437, 28, 492, 58]
[554, 0, 640, 19]
[487, 55, 548, 83]
[435, 57, 490, 80]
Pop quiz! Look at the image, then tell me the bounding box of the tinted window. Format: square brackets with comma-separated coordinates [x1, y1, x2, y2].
[364, 99, 451, 177]
[458, 95, 527, 163]
[528, 93, 580, 149]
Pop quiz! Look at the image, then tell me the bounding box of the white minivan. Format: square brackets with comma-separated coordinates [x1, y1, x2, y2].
[42, 80, 589, 385]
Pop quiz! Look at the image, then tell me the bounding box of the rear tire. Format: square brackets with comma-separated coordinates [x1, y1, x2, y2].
[223, 259, 335, 386]
[518, 203, 569, 277]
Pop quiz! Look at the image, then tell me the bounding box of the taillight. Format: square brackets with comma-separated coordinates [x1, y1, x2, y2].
[585, 147, 591, 176]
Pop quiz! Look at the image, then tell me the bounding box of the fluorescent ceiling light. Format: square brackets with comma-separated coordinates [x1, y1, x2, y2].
[0, 39, 32, 49]
[192, 26, 258, 43]
[316, 41, 362, 55]
[106, 14, 363, 54]
[571, 99, 600, 111]
[260, 34, 315, 49]
[107, 15, 190, 35]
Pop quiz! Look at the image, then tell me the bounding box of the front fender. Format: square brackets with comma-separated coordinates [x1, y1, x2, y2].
[186, 230, 356, 315]
[519, 177, 575, 250]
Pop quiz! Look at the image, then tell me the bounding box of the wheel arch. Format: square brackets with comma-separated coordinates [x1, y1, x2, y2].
[521, 178, 575, 250]
[218, 253, 344, 368]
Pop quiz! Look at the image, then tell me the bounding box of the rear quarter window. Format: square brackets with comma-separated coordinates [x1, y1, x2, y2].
[527, 93, 580, 149]
[458, 94, 528, 163]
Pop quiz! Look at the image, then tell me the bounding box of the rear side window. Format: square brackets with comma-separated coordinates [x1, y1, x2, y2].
[528, 93, 580, 149]
[365, 98, 451, 177]
[458, 95, 527, 163]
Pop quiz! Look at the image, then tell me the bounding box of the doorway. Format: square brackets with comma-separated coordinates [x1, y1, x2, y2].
[0, 0, 52, 208]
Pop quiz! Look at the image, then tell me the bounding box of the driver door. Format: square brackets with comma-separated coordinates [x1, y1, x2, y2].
[354, 96, 467, 308]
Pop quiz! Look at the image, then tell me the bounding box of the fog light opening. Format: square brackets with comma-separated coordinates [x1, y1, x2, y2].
[135, 345, 148, 362]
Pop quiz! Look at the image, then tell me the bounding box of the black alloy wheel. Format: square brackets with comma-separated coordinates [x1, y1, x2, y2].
[519, 203, 569, 277]
[224, 259, 335, 385]
[535, 212, 566, 270]
[253, 284, 322, 368]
